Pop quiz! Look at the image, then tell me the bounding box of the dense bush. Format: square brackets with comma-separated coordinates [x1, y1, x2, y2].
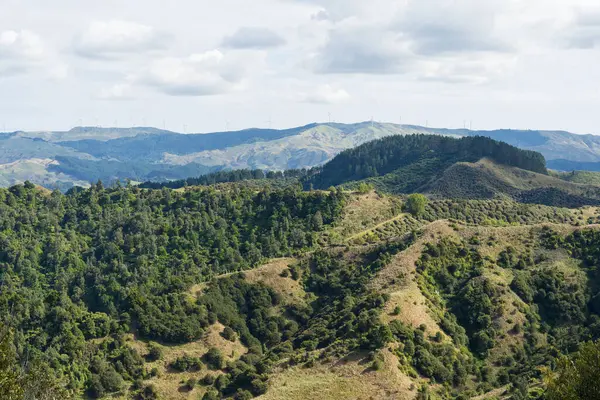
[0, 182, 345, 395]
[306, 134, 547, 190]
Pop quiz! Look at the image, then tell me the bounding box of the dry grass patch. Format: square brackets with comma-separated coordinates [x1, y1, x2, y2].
[371, 220, 458, 340]
[370, 220, 458, 292]
[259, 349, 416, 400]
[326, 191, 403, 244]
[186, 282, 208, 301]
[244, 258, 304, 306]
[123, 323, 246, 400]
[383, 285, 447, 340]
[472, 386, 509, 400]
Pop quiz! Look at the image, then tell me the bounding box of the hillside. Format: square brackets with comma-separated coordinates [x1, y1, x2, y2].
[2, 183, 600, 400]
[302, 135, 600, 208]
[3, 122, 600, 189]
[427, 159, 600, 207]
[552, 170, 600, 185]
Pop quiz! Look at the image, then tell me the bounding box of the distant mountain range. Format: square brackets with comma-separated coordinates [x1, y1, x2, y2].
[3, 122, 600, 190]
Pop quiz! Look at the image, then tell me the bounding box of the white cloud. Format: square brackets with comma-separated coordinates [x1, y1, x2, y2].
[419, 54, 518, 84]
[299, 84, 350, 103]
[312, 20, 412, 74]
[222, 27, 286, 49]
[97, 83, 134, 100]
[139, 50, 250, 96]
[4, 0, 600, 133]
[395, 0, 512, 55]
[307, 0, 522, 84]
[562, 8, 600, 49]
[0, 29, 67, 78]
[74, 20, 169, 59]
[0, 29, 45, 75]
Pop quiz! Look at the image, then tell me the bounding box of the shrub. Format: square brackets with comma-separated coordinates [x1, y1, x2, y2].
[202, 374, 216, 385]
[204, 347, 224, 370]
[202, 389, 220, 400]
[221, 327, 236, 342]
[147, 343, 163, 361]
[406, 194, 428, 217]
[170, 354, 203, 372]
[137, 384, 160, 400]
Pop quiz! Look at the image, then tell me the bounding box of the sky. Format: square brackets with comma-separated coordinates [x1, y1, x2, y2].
[2, 0, 600, 134]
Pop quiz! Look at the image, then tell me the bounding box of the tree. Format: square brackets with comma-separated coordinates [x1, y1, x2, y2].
[312, 211, 324, 231]
[0, 331, 23, 400]
[147, 343, 163, 361]
[221, 326, 236, 342]
[204, 347, 224, 370]
[203, 389, 220, 400]
[544, 341, 600, 400]
[1, 329, 72, 400]
[357, 182, 373, 194]
[406, 194, 428, 217]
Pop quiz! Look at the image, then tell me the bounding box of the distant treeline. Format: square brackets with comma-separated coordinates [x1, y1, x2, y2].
[50, 155, 219, 184]
[139, 168, 310, 189]
[139, 135, 547, 193]
[305, 134, 548, 189]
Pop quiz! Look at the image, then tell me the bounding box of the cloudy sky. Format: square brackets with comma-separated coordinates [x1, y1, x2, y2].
[2, 0, 600, 134]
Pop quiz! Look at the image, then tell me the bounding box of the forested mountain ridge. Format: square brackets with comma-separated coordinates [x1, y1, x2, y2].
[305, 134, 547, 190]
[300, 135, 600, 208]
[3, 122, 600, 190]
[2, 180, 600, 399]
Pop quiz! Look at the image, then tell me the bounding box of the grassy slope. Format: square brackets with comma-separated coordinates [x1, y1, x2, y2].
[256, 195, 600, 400]
[118, 191, 600, 400]
[424, 158, 600, 206]
[552, 170, 600, 186]
[341, 158, 600, 209]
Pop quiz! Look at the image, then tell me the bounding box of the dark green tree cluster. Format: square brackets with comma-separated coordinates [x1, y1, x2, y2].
[423, 199, 578, 226]
[293, 238, 415, 354]
[545, 340, 600, 400]
[305, 134, 547, 189]
[0, 181, 345, 396]
[140, 169, 308, 190]
[389, 320, 475, 394]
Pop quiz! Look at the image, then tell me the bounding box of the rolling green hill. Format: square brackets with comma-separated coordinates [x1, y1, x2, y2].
[305, 134, 547, 191]
[1, 182, 600, 399]
[427, 159, 600, 207]
[303, 135, 600, 208]
[552, 170, 600, 185]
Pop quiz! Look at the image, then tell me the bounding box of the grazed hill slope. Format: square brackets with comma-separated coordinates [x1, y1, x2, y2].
[427, 159, 600, 207]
